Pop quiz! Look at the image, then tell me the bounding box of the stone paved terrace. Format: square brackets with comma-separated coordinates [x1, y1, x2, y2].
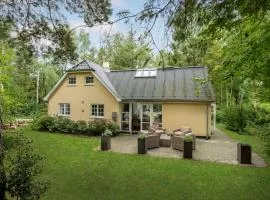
[110, 129, 267, 167]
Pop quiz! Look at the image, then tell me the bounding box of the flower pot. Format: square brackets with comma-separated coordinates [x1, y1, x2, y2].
[183, 141, 193, 159]
[101, 135, 111, 151]
[237, 143, 251, 164]
[138, 138, 147, 154]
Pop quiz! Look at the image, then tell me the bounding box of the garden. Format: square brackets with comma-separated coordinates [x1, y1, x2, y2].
[3, 126, 269, 200]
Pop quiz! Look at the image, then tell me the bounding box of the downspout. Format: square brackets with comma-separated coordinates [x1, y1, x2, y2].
[206, 104, 209, 140]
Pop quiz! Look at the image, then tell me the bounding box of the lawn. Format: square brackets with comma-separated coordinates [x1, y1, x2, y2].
[10, 128, 270, 200]
[217, 124, 270, 164]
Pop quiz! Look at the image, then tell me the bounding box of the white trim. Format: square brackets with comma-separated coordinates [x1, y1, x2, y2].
[59, 103, 70, 116]
[58, 114, 70, 117]
[43, 70, 122, 102]
[84, 75, 94, 85]
[90, 70, 121, 102]
[129, 103, 132, 132]
[211, 103, 216, 131]
[85, 60, 121, 102]
[44, 74, 67, 101]
[68, 75, 77, 85]
[90, 116, 104, 119]
[90, 104, 104, 117]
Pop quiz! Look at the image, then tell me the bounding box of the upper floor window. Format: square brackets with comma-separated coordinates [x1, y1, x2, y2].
[59, 103, 70, 116]
[68, 76, 76, 85]
[91, 104, 104, 117]
[85, 76, 94, 85]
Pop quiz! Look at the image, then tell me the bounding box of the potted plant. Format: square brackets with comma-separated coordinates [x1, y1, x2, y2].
[183, 136, 193, 159]
[237, 143, 252, 164]
[138, 133, 147, 154]
[101, 129, 112, 151]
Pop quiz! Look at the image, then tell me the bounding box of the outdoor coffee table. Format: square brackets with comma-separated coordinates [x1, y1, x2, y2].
[160, 134, 171, 147]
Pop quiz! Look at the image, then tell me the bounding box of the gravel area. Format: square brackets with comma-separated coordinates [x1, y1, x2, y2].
[110, 129, 267, 167]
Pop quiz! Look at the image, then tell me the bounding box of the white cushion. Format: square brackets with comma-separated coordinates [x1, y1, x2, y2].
[155, 130, 164, 134]
[174, 131, 184, 136]
[185, 132, 194, 137]
[181, 126, 191, 132]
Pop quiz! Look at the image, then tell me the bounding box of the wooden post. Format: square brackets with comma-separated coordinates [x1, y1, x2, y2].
[183, 141, 193, 159]
[237, 143, 252, 164]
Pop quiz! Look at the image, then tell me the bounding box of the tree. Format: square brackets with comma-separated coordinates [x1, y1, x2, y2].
[75, 30, 98, 61]
[4, 131, 49, 200]
[99, 30, 153, 69]
[0, 36, 17, 200]
[0, 0, 112, 63]
[0, 108, 6, 200]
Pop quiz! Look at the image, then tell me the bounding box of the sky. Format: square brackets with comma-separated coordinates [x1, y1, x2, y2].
[66, 0, 171, 53]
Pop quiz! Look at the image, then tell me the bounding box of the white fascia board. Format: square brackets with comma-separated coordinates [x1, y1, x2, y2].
[43, 73, 67, 101]
[90, 72, 121, 102]
[43, 71, 121, 102]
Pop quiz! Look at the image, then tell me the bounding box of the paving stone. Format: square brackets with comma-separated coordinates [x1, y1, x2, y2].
[110, 129, 267, 167]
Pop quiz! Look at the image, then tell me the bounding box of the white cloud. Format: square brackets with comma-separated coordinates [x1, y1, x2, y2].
[111, 0, 126, 9]
[68, 18, 122, 48]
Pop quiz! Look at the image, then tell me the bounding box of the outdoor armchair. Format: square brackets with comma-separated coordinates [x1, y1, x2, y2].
[146, 134, 160, 149]
[149, 123, 166, 135]
[171, 135, 185, 151]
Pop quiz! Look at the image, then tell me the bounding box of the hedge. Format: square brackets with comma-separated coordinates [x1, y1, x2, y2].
[31, 115, 120, 136]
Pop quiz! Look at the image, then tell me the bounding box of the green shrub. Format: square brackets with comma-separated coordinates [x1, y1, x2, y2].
[31, 115, 119, 136]
[89, 119, 108, 135]
[138, 133, 147, 139]
[107, 122, 120, 137]
[52, 117, 76, 133]
[221, 105, 255, 133]
[216, 109, 225, 123]
[184, 136, 193, 142]
[246, 124, 270, 156]
[31, 115, 55, 131]
[102, 129, 112, 136]
[76, 120, 88, 134]
[260, 124, 270, 156]
[88, 119, 120, 136]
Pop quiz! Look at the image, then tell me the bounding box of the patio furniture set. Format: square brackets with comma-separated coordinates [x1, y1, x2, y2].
[139, 124, 196, 156]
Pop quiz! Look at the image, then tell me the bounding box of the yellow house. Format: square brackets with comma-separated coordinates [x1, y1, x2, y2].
[44, 60, 215, 138]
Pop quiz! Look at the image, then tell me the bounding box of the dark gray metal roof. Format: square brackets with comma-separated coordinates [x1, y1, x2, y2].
[67, 60, 95, 72]
[107, 67, 215, 102]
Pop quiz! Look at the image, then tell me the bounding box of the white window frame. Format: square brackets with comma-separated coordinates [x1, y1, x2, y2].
[59, 103, 70, 116]
[91, 104, 104, 118]
[68, 76, 76, 85]
[121, 103, 132, 132]
[135, 69, 157, 78]
[140, 103, 162, 131]
[85, 76, 94, 85]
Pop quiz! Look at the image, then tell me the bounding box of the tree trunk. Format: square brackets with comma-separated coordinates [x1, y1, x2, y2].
[0, 108, 6, 200]
[226, 84, 229, 108]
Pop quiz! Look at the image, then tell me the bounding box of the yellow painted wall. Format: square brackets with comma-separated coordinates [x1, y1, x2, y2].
[162, 103, 211, 137]
[47, 72, 120, 125]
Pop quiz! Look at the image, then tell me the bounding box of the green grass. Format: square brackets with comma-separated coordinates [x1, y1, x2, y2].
[9, 128, 270, 200]
[217, 124, 270, 164]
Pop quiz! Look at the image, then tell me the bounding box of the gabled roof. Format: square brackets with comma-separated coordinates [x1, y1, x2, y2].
[44, 60, 215, 102]
[66, 60, 95, 72]
[43, 60, 121, 101]
[106, 67, 215, 102]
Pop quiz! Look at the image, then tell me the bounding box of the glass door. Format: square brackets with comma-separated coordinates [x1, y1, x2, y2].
[153, 104, 162, 127]
[121, 103, 130, 131]
[141, 104, 151, 131]
[131, 103, 141, 132]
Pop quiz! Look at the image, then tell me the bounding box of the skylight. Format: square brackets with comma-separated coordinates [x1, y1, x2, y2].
[135, 68, 157, 78]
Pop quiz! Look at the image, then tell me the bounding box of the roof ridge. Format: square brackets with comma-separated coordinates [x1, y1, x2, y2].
[110, 66, 207, 72]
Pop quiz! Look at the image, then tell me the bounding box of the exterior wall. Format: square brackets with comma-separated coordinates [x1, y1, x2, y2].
[47, 72, 120, 125]
[162, 103, 211, 137]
